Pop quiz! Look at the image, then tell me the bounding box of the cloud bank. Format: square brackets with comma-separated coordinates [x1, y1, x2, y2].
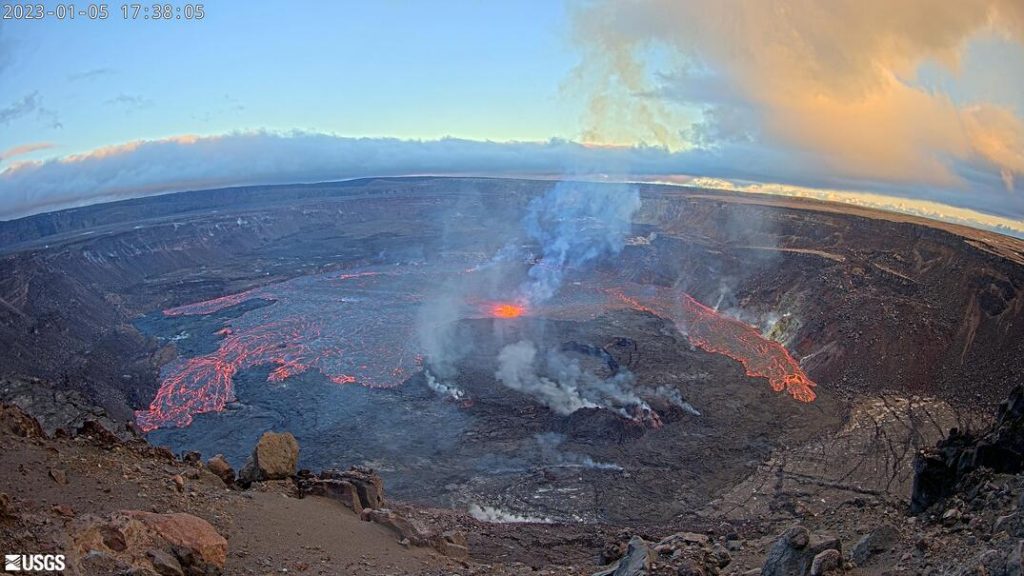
[570, 0, 1024, 195]
[1, 131, 1022, 238]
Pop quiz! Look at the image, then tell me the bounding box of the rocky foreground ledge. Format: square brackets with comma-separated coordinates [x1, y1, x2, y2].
[0, 403, 466, 575]
[6, 385, 1024, 574]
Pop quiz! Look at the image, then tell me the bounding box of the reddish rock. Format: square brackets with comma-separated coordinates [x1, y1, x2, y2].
[129, 511, 228, 567]
[77, 419, 122, 448]
[68, 510, 227, 574]
[206, 454, 235, 486]
[0, 404, 44, 437]
[238, 431, 299, 485]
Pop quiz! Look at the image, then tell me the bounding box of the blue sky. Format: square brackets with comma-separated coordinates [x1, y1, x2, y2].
[0, 2, 579, 153]
[1, 0, 1023, 232]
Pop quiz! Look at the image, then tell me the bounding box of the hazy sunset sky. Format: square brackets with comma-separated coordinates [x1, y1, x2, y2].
[1, 1, 1023, 231]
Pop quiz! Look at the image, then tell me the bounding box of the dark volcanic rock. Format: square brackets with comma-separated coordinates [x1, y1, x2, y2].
[147, 548, 184, 576]
[593, 536, 650, 576]
[364, 507, 470, 560]
[850, 524, 897, 566]
[809, 549, 842, 576]
[911, 385, 1024, 513]
[0, 376, 129, 439]
[592, 532, 731, 576]
[0, 492, 12, 518]
[761, 526, 840, 576]
[297, 466, 385, 513]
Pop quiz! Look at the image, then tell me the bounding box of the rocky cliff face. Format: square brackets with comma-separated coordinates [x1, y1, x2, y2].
[912, 385, 1024, 514]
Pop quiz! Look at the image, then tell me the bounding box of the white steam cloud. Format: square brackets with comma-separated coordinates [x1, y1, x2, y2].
[468, 504, 552, 524]
[535, 432, 622, 471]
[520, 181, 640, 303]
[494, 339, 649, 418]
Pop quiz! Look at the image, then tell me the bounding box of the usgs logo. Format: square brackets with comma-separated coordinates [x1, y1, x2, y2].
[4, 554, 66, 572]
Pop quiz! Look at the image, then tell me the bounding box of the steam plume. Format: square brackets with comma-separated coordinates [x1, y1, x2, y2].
[519, 181, 640, 303]
[494, 339, 650, 418]
[535, 432, 622, 471]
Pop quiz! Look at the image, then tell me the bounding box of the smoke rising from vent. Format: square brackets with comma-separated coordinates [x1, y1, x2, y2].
[424, 370, 465, 401]
[520, 181, 640, 303]
[494, 339, 651, 418]
[468, 504, 552, 524]
[644, 385, 701, 416]
[495, 340, 598, 414]
[535, 432, 622, 471]
[416, 291, 467, 386]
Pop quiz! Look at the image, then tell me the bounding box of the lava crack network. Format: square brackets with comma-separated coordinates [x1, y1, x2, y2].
[135, 270, 420, 431]
[610, 288, 816, 403]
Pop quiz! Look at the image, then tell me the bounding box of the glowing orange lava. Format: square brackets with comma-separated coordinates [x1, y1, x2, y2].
[490, 302, 526, 318]
[610, 289, 817, 403]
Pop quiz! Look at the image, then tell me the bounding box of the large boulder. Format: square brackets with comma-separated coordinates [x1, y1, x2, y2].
[592, 536, 651, 576]
[367, 508, 434, 546]
[67, 510, 227, 575]
[850, 524, 898, 566]
[1008, 540, 1024, 576]
[0, 403, 45, 438]
[238, 431, 299, 486]
[761, 526, 841, 576]
[297, 466, 385, 512]
[206, 454, 235, 487]
[364, 507, 468, 559]
[810, 549, 842, 576]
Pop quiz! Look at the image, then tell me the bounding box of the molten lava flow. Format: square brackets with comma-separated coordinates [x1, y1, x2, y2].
[490, 302, 526, 319]
[136, 269, 425, 431]
[611, 289, 816, 403]
[164, 287, 265, 317]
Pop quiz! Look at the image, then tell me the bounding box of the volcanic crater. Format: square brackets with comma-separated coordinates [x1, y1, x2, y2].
[2, 176, 1023, 528]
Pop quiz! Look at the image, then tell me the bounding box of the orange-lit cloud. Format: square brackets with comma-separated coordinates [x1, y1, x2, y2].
[0, 142, 55, 163]
[571, 0, 1024, 190]
[60, 134, 205, 163]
